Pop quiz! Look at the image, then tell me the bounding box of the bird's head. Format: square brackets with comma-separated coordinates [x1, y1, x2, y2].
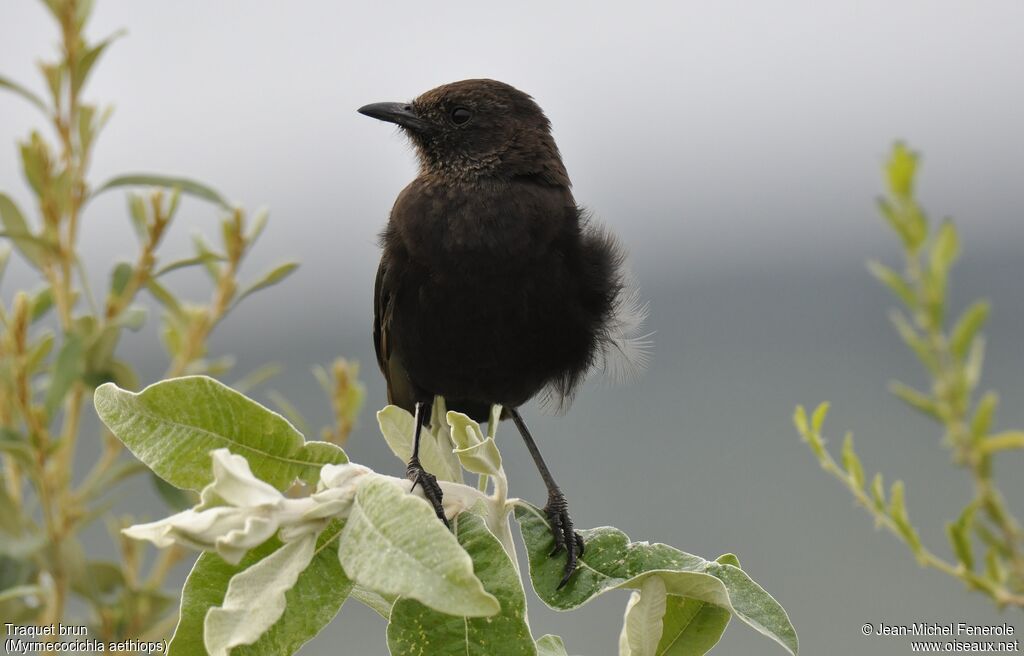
[358, 79, 569, 186]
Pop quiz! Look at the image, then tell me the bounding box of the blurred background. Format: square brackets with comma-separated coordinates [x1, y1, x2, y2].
[2, 1, 1022, 654]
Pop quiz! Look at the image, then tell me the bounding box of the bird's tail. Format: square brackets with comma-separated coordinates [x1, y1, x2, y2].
[597, 273, 653, 384]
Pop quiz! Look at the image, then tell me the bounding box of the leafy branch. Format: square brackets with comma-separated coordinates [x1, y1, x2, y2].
[0, 0, 325, 643]
[795, 142, 1024, 609]
[94, 376, 799, 655]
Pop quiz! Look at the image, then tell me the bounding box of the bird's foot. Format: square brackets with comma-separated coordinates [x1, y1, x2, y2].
[407, 457, 449, 528]
[544, 488, 585, 589]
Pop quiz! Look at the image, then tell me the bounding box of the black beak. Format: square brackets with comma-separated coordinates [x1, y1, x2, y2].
[357, 102, 430, 132]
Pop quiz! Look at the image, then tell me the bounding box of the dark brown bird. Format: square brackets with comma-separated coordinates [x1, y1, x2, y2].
[359, 79, 648, 587]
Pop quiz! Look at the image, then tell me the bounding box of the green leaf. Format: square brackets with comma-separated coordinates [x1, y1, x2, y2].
[620, 576, 667, 656]
[0, 192, 47, 268]
[45, 333, 84, 419]
[30, 287, 54, 322]
[971, 392, 998, 440]
[947, 503, 976, 572]
[792, 405, 808, 436]
[867, 261, 915, 308]
[871, 473, 886, 511]
[654, 595, 730, 656]
[339, 477, 499, 618]
[810, 402, 829, 434]
[841, 433, 865, 489]
[387, 512, 534, 655]
[169, 521, 351, 656]
[888, 311, 939, 374]
[888, 481, 923, 557]
[949, 300, 990, 360]
[886, 142, 917, 199]
[536, 635, 569, 656]
[93, 174, 230, 209]
[964, 337, 986, 390]
[377, 405, 462, 483]
[980, 431, 1024, 455]
[144, 278, 184, 319]
[888, 381, 941, 421]
[447, 411, 502, 477]
[155, 253, 226, 277]
[233, 262, 300, 307]
[515, 504, 798, 655]
[94, 376, 346, 492]
[71, 31, 125, 95]
[793, 404, 825, 461]
[205, 533, 318, 656]
[109, 261, 133, 297]
[929, 220, 960, 279]
[0, 74, 49, 114]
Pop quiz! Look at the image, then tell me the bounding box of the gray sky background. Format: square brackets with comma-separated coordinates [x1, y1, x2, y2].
[2, 2, 1024, 655]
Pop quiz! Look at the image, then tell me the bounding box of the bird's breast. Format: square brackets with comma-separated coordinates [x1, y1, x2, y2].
[389, 177, 573, 269]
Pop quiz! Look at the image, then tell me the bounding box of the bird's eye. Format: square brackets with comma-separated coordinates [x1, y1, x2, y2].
[450, 107, 472, 125]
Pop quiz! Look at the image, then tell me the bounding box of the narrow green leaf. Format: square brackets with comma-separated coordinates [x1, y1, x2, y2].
[841, 433, 865, 489]
[964, 337, 986, 390]
[71, 31, 125, 95]
[886, 142, 917, 198]
[169, 521, 351, 656]
[234, 262, 299, 306]
[888, 481, 923, 556]
[94, 377, 346, 491]
[929, 220, 960, 279]
[980, 431, 1024, 455]
[0, 74, 49, 114]
[870, 473, 886, 511]
[0, 193, 47, 268]
[339, 478, 499, 618]
[810, 402, 829, 434]
[0, 585, 46, 604]
[154, 252, 225, 277]
[93, 174, 230, 208]
[949, 300, 990, 360]
[792, 405, 808, 437]
[888, 381, 941, 421]
[947, 503, 976, 572]
[44, 333, 84, 418]
[127, 192, 149, 241]
[866, 261, 915, 308]
[888, 311, 939, 374]
[387, 512, 534, 655]
[971, 392, 998, 440]
[30, 287, 54, 322]
[0, 245, 10, 286]
[144, 278, 184, 319]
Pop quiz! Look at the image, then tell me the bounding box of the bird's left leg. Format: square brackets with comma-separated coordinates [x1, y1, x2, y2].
[509, 408, 585, 589]
[406, 400, 449, 527]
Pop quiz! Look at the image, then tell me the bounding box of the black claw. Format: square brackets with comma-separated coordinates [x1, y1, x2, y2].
[407, 458, 449, 528]
[544, 489, 583, 590]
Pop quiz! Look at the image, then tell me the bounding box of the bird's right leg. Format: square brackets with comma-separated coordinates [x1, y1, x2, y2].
[406, 399, 449, 527]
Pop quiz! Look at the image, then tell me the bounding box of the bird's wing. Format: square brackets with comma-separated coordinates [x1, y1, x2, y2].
[373, 257, 418, 411]
[372, 257, 390, 375]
